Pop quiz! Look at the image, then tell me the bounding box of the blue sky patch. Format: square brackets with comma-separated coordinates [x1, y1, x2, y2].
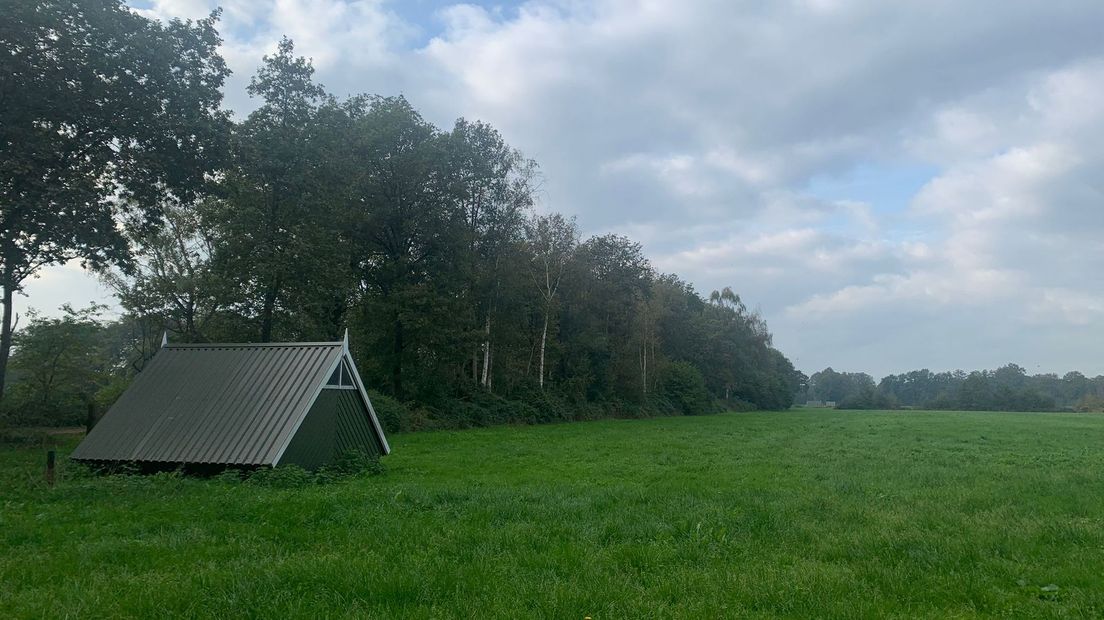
[804, 162, 940, 214]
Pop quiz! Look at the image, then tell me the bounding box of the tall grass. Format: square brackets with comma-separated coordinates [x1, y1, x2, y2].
[2, 410, 1103, 617]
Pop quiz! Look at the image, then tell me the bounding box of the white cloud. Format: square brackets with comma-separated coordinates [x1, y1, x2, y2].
[134, 0, 212, 20]
[773, 56, 1104, 374]
[13, 261, 117, 321]
[34, 0, 1102, 377]
[1028, 289, 1104, 327]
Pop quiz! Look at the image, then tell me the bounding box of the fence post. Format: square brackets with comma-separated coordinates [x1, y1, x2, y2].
[46, 449, 56, 487]
[86, 401, 97, 434]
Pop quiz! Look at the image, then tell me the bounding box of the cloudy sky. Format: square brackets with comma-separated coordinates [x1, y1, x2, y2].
[23, 0, 1104, 378]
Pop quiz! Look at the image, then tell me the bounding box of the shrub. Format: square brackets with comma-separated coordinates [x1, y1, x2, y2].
[245, 464, 314, 487]
[94, 376, 130, 414]
[660, 362, 712, 415]
[323, 449, 386, 478]
[434, 382, 544, 428]
[646, 394, 679, 417]
[837, 388, 898, 410]
[723, 398, 758, 412]
[1075, 394, 1104, 413]
[369, 390, 415, 434]
[213, 469, 247, 483]
[508, 383, 574, 423]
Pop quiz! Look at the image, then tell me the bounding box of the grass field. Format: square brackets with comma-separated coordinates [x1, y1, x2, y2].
[2, 410, 1104, 618]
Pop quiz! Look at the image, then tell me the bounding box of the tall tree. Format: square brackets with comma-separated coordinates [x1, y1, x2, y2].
[104, 201, 228, 343]
[561, 235, 652, 401]
[4, 304, 110, 426]
[524, 213, 578, 389]
[445, 119, 537, 388]
[0, 0, 229, 402]
[208, 37, 330, 342]
[346, 96, 457, 399]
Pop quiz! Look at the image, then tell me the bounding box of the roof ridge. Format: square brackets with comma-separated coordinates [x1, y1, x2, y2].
[164, 341, 343, 349]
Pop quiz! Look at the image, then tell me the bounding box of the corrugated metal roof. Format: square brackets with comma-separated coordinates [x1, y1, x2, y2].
[71, 341, 387, 466]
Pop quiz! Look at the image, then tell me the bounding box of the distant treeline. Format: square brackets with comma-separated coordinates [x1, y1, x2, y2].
[1, 8, 799, 431]
[799, 365, 1104, 412]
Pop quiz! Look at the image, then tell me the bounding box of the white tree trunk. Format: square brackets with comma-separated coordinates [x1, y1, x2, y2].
[481, 314, 491, 388]
[539, 311, 548, 389]
[640, 307, 649, 395]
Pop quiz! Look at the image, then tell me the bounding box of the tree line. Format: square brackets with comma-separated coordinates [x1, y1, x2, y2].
[799, 365, 1104, 412]
[0, 2, 800, 431]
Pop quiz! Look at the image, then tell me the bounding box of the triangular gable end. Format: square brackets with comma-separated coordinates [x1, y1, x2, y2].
[271, 347, 390, 468]
[340, 329, 390, 455]
[343, 351, 391, 455]
[326, 359, 356, 387]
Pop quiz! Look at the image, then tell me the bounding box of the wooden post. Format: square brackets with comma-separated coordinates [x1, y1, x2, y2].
[85, 401, 97, 434]
[46, 450, 56, 486]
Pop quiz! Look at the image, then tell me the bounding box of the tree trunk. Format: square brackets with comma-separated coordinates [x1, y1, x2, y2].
[480, 313, 491, 388]
[185, 300, 197, 343]
[259, 277, 279, 342]
[392, 311, 404, 399]
[0, 274, 14, 404]
[538, 311, 548, 389]
[85, 400, 97, 434]
[640, 307, 649, 396]
[644, 333, 653, 390]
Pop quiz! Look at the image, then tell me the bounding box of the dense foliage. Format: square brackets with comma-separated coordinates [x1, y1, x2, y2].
[0, 0, 229, 402]
[800, 364, 1104, 412]
[0, 10, 799, 428]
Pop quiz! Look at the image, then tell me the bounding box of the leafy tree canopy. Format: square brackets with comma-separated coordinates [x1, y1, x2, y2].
[0, 0, 230, 400]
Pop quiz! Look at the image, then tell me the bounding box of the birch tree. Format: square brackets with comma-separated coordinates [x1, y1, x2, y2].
[446, 119, 536, 388]
[525, 214, 578, 389]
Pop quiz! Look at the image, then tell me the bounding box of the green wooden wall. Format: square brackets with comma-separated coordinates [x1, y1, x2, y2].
[279, 389, 382, 470]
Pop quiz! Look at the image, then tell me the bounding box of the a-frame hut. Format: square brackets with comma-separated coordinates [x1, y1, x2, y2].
[71, 332, 389, 471]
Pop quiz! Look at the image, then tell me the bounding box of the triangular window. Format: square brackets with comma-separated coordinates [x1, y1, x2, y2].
[325, 359, 356, 389]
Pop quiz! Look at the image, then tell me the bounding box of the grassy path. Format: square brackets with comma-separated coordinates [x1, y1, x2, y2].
[2, 410, 1103, 618]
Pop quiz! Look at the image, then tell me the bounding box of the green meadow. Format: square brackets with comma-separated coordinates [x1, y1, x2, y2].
[2, 410, 1103, 618]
